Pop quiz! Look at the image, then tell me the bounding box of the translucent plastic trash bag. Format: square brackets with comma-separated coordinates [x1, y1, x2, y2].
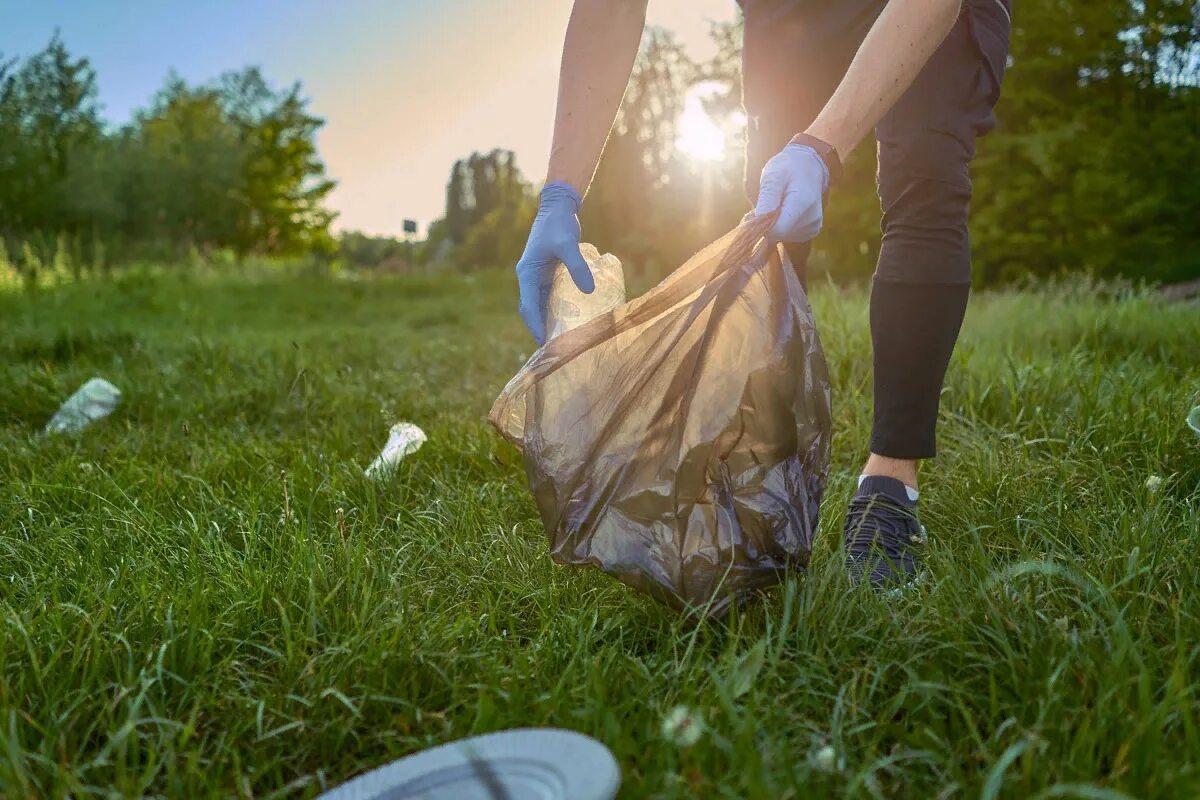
[490, 212, 832, 616]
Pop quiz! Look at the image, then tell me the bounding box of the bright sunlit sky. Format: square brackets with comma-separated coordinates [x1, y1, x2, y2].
[1, 0, 739, 236]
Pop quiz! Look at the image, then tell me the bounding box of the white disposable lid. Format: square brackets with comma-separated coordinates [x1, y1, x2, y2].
[317, 728, 620, 800]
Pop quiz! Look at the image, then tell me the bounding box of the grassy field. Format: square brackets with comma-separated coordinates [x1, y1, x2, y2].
[1, 265, 1198, 799]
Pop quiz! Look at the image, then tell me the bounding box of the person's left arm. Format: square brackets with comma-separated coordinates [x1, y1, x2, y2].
[756, 0, 963, 242]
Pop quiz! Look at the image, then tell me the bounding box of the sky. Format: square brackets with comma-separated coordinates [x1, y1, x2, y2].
[1, 0, 739, 236]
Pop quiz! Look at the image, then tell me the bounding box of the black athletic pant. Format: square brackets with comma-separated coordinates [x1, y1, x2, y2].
[741, 0, 1012, 459]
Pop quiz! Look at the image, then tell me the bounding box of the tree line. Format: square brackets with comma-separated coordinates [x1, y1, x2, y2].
[424, 0, 1199, 285]
[6, 1, 1199, 286]
[0, 37, 335, 274]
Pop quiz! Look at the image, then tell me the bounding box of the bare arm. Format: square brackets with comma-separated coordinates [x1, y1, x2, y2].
[544, 0, 649, 194]
[807, 0, 963, 156]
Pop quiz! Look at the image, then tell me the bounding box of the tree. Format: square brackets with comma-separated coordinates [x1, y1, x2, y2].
[435, 148, 535, 267]
[0, 36, 103, 264]
[126, 76, 243, 253]
[337, 230, 411, 270]
[220, 68, 337, 255]
[968, 0, 1200, 283]
[444, 158, 472, 244]
[0, 37, 338, 267]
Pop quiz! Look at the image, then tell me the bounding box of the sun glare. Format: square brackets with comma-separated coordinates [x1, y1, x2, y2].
[676, 84, 728, 162]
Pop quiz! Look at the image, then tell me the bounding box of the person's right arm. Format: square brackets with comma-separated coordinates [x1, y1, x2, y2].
[515, 0, 648, 344]
[545, 0, 649, 194]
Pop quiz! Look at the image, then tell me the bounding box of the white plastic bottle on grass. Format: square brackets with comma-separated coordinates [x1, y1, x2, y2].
[545, 244, 625, 340]
[45, 377, 122, 434]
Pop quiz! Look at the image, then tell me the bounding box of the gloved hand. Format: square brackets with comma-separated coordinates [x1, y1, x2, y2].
[515, 181, 595, 344]
[754, 142, 830, 243]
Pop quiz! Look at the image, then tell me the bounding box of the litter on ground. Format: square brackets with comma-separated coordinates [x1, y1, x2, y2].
[365, 422, 427, 478]
[45, 377, 122, 434]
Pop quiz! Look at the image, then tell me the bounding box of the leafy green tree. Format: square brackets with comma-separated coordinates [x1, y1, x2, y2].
[338, 230, 411, 270]
[437, 148, 535, 267]
[220, 68, 337, 255]
[970, 0, 1200, 283]
[456, 191, 537, 271]
[0, 37, 337, 266]
[125, 76, 243, 253]
[0, 36, 103, 264]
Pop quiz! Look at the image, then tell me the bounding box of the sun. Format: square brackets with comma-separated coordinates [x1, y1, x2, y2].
[676, 83, 729, 162]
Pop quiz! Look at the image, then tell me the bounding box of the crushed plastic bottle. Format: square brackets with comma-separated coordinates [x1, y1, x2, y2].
[545, 243, 625, 340]
[365, 422, 427, 478]
[45, 377, 122, 434]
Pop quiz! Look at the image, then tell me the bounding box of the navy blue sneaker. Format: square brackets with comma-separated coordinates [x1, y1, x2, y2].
[843, 476, 928, 589]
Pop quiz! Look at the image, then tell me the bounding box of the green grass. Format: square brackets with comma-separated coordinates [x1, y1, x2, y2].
[1, 266, 1198, 799]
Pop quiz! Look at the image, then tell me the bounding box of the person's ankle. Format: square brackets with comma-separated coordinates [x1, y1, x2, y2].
[860, 453, 919, 492]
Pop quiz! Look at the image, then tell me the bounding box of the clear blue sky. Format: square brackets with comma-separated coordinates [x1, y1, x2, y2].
[2, 0, 736, 235]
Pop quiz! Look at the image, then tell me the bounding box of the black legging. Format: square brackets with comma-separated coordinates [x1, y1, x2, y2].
[742, 0, 1011, 459]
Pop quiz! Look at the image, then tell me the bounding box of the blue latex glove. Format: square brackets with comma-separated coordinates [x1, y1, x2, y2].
[515, 181, 595, 344]
[753, 142, 830, 243]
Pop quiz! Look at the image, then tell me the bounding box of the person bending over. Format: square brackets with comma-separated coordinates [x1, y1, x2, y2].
[513, 0, 1011, 588]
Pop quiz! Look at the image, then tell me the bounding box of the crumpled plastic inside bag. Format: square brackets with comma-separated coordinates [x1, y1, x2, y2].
[491, 212, 831, 616]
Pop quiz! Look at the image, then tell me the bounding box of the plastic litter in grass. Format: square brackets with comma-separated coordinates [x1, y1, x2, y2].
[315, 728, 620, 800]
[545, 243, 624, 341]
[365, 422, 427, 478]
[1188, 405, 1200, 436]
[44, 377, 121, 434]
[661, 705, 703, 747]
[811, 744, 843, 773]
